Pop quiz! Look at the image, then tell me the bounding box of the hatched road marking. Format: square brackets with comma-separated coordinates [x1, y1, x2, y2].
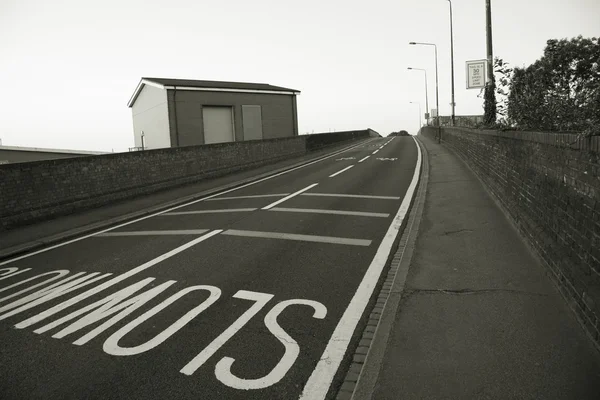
[98, 230, 210, 236]
[262, 184, 319, 210]
[301, 193, 400, 200]
[162, 209, 257, 215]
[221, 229, 372, 246]
[205, 194, 289, 201]
[268, 207, 390, 218]
[329, 165, 354, 178]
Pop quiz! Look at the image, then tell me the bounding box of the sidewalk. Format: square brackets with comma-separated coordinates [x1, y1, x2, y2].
[355, 133, 600, 399]
[0, 139, 370, 260]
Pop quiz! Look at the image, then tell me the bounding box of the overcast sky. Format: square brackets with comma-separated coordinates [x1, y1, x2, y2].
[1, 0, 598, 152]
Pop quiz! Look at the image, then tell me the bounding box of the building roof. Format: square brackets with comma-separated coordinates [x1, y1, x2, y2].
[127, 77, 300, 107]
[0, 145, 107, 155]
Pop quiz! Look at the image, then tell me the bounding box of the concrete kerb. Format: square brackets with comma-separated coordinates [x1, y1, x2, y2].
[334, 136, 430, 400]
[0, 138, 374, 262]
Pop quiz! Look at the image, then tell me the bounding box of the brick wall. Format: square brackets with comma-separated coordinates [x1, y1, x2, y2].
[422, 126, 600, 349]
[0, 130, 370, 230]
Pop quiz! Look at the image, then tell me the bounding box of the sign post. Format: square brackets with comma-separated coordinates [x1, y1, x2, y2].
[466, 60, 487, 89]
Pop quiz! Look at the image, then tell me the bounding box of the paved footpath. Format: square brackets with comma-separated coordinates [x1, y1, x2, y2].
[353, 133, 600, 400]
[0, 136, 420, 400]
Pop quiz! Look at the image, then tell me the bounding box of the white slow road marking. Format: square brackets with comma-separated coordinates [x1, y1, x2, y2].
[205, 194, 289, 201]
[329, 165, 354, 178]
[300, 136, 422, 400]
[268, 207, 389, 218]
[162, 209, 256, 215]
[14, 230, 223, 329]
[262, 184, 319, 210]
[222, 230, 372, 246]
[301, 193, 400, 200]
[97, 230, 210, 236]
[0, 139, 375, 267]
[358, 156, 370, 163]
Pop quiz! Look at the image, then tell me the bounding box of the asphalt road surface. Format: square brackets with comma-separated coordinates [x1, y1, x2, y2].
[0, 136, 420, 400]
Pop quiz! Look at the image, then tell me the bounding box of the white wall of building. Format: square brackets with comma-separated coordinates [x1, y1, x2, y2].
[131, 85, 170, 149]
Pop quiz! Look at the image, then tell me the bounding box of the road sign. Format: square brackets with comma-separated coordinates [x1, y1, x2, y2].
[431, 108, 438, 118]
[466, 59, 487, 89]
[424, 112, 430, 120]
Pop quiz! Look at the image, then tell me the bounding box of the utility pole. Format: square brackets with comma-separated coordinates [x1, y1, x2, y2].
[486, 0, 494, 83]
[448, 0, 456, 126]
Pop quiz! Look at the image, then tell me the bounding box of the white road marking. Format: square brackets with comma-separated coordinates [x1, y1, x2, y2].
[0, 139, 374, 267]
[262, 184, 319, 210]
[162, 209, 256, 215]
[376, 158, 398, 161]
[215, 299, 327, 390]
[372, 150, 379, 154]
[299, 136, 422, 400]
[181, 290, 274, 375]
[0, 268, 31, 281]
[335, 157, 356, 161]
[329, 165, 354, 178]
[97, 230, 210, 236]
[269, 207, 389, 218]
[205, 194, 289, 201]
[104, 285, 221, 356]
[222, 229, 372, 246]
[301, 193, 400, 200]
[358, 156, 370, 163]
[14, 230, 223, 329]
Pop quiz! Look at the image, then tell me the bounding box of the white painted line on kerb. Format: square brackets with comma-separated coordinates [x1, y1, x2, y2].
[299, 136, 422, 400]
[302, 193, 400, 200]
[0, 139, 374, 267]
[161, 208, 256, 215]
[269, 207, 389, 218]
[15, 230, 223, 329]
[329, 165, 354, 178]
[97, 230, 210, 236]
[262, 184, 319, 210]
[205, 194, 289, 201]
[222, 230, 371, 247]
[358, 156, 370, 163]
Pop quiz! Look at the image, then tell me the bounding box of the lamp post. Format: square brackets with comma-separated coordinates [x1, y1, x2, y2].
[409, 41, 440, 142]
[447, 0, 456, 126]
[407, 67, 429, 125]
[409, 101, 422, 134]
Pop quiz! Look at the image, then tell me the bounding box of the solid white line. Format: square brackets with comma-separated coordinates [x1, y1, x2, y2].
[0, 139, 375, 267]
[205, 194, 289, 201]
[14, 230, 223, 328]
[329, 165, 354, 178]
[269, 207, 389, 218]
[222, 230, 372, 247]
[301, 193, 400, 200]
[262, 184, 319, 210]
[97, 230, 209, 236]
[162, 208, 256, 215]
[372, 150, 379, 154]
[358, 156, 370, 163]
[299, 136, 422, 400]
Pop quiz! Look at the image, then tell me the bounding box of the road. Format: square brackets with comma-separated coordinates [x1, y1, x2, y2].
[0, 136, 420, 400]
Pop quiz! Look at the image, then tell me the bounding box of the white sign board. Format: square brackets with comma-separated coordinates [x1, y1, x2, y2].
[431, 108, 438, 118]
[466, 60, 487, 89]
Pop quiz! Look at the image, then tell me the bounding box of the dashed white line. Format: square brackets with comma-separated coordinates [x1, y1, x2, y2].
[97, 230, 210, 236]
[222, 229, 372, 246]
[269, 207, 389, 218]
[358, 156, 370, 163]
[205, 194, 289, 201]
[301, 193, 400, 200]
[262, 184, 319, 210]
[372, 150, 379, 154]
[329, 165, 354, 178]
[162, 209, 256, 215]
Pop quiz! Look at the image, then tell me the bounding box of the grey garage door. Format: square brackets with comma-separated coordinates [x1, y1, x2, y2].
[203, 106, 235, 144]
[242, 105, 263, 141]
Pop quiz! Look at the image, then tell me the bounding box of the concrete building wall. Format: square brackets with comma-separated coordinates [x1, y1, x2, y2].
[131, 85, 170, 149]
[166, 90, 297, 147]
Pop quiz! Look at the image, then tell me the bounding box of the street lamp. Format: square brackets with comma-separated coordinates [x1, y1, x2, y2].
[409, 101, 422, 134]
[409, 41, 441, 142]
[407, 67, 429, 126]
[447, 0, 456, 126]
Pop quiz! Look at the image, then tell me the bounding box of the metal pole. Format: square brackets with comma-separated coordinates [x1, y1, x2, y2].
[423, 70, 429, 126]
[434, 44, 440, 143]
[486, 0, 494, 82]
[448, 0, 456, 126]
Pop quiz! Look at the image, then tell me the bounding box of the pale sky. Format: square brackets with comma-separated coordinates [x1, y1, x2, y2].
[1, 0, 598, 152]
